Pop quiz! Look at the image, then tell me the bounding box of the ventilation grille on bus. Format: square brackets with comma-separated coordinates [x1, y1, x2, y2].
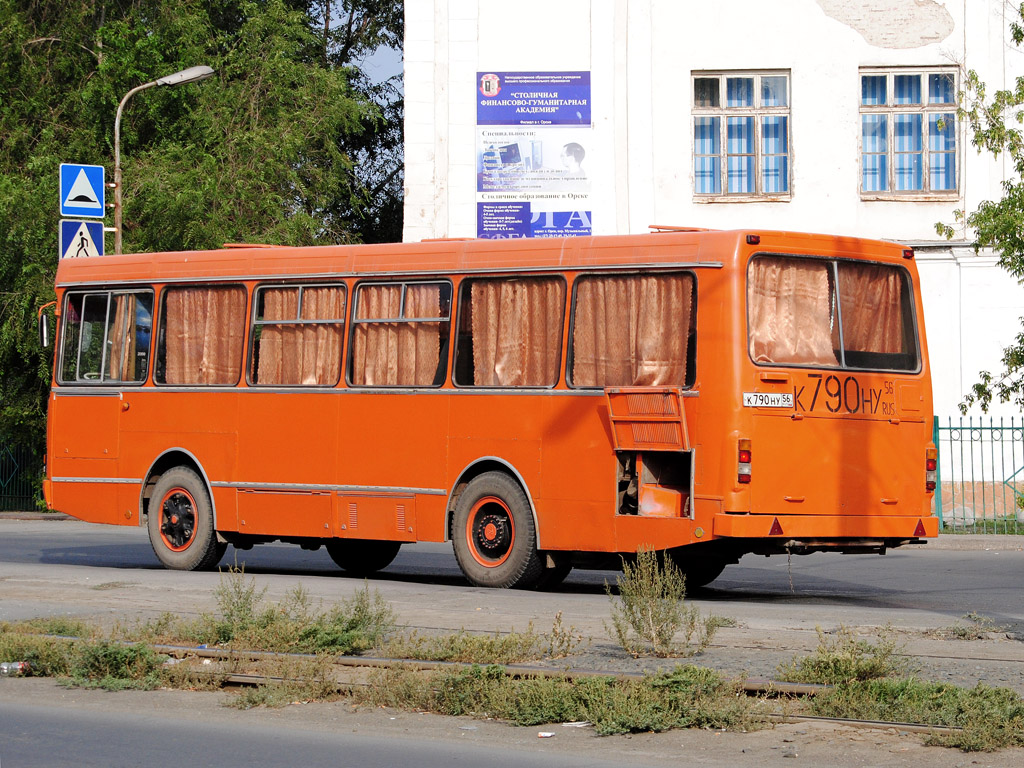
[604, 386, 690, 452]
[629, 422, 684, 446]
[623, 392, 680, 417]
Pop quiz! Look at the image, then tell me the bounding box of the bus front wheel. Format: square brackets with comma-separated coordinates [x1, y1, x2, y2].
[147, 467, 226, 571]
[325, 539, 401, 576]
[452, 472, 544, 589]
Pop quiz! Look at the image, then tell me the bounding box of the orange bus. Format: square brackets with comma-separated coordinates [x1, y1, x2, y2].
[42, 227, 938, 589]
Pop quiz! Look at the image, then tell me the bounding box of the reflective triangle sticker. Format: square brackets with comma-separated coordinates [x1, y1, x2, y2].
[914, 519, 926, 537]
[768, 517, 784, 536]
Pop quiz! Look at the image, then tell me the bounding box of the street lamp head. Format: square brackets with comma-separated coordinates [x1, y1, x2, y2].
[155, 65, 215, 87]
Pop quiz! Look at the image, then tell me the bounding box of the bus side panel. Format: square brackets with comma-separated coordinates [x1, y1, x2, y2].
[48, 391, 122, 524]
[537, 394, 621, 551]
[235, 391, 339, 537]
[336, 392, 450, 541]
[118, 390, 240, 530]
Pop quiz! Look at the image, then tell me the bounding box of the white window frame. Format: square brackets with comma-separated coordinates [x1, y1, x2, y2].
[692, 70, 792, 202]
[858, 67, 960, 200]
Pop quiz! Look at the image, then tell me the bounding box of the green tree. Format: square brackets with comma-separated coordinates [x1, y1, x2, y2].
[0, 0, 403, 463]
[939, 3, 1024, 412]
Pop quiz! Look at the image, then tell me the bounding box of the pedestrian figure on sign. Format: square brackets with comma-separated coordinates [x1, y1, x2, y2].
[75, 232, 89, 258]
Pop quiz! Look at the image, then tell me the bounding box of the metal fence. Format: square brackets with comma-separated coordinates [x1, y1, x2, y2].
[0, 442, 41, 512]
[934, 416, 1024, 534]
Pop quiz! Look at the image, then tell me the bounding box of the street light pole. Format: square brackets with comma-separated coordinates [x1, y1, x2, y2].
[113, 65, 214, 254]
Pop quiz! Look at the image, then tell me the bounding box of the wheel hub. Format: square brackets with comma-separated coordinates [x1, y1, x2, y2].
[475, 513, 509, 554]
[160, 492, 196, 551]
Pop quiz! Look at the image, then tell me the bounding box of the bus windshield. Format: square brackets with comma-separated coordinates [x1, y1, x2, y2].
[747, 255, 919, 372]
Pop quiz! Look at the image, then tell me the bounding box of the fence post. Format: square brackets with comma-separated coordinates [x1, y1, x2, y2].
[933, 415, 943, 529]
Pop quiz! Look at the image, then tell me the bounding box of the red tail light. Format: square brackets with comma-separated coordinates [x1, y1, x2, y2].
[925, 448, 937, 492]
[738, 439, 752, 484]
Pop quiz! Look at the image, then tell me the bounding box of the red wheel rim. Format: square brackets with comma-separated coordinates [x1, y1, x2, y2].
[159, 488, 198, 552]
[465, 496, 515, 568]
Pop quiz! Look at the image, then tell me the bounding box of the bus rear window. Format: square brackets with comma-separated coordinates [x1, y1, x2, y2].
[748, 256, 918, 371]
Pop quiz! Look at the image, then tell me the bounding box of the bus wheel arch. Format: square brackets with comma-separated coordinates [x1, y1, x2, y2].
[446, 458, 540, 542]
[450, 468, 544, 589]
[142, 451, 226, 571]
[141, 449, 216, 526]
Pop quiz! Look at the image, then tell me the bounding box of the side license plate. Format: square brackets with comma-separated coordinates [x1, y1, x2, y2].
[743, 392, 794, 408]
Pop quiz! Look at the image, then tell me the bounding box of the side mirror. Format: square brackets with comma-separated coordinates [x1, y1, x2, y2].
[39, 312, 50, 348]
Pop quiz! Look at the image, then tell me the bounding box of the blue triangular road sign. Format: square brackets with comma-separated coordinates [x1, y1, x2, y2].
[60, 163, 105, 218]
[60, 220, 104, 259]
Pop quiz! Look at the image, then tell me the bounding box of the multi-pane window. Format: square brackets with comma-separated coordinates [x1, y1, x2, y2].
[860, 69, 957, 195]
[693, 71, 791, 197]
[349, 281, 452, 387]
[747, 256, 919, 372]
[250, 284, 347, 387]
[60, 291, 153, 384]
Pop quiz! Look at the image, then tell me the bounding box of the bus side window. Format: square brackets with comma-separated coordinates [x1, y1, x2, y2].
[59, 291, 153, 384]
[156, 286, 246, 386]
[454, 276, 565, 387]
[570, 273, 695, 388]
[349, 281, 452, 387]
[250, 284, 346, 386]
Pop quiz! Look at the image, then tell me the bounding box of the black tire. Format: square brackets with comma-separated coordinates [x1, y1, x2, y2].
[667, 551, 727, 590]
[534, 561, 572, 591]
[452, 471, 544, 589]
[325, 539, 401, 576]
[147, 467, 225, 571]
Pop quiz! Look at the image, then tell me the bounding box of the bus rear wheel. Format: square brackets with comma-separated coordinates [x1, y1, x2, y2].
[667, 551, 727, 590]
[452, 472, 544, 589]
[147, 467, 225, 571]
[325, 539, 401, 576]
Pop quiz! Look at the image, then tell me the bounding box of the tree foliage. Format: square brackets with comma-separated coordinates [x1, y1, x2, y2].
[0, 0, 403, 451]
[939, 3, 1024, 412]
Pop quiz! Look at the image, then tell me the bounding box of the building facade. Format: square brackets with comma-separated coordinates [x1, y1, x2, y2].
[403, 0, 1024, 417]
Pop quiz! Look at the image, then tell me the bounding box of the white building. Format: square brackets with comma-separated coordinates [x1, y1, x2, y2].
[403, 0, 1024, 418]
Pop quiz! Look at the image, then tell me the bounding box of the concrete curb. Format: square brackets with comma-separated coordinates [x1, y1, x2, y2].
[0, 511, 73, 521]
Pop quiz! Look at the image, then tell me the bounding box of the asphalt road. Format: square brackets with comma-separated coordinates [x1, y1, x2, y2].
[0, 518, 1021, 635]
[0, 694, 639, 768]
[1, 519, 1023, 767]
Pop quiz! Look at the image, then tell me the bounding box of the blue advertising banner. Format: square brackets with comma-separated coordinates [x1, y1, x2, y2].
[477, 71, 591, 126]
[477, 203, 592, 240]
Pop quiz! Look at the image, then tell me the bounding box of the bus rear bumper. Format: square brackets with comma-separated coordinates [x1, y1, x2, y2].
[712, 513, 938, 541]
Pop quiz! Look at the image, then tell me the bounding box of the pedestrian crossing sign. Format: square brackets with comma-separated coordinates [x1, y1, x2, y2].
[59, 163, 105, 218]
[60, 220, 105, 260]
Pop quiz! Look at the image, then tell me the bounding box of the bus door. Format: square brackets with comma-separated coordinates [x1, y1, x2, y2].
[52, 290, 154, 524]
[741, 255, 931, 525]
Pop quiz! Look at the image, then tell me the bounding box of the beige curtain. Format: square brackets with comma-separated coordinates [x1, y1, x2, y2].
[107, 294, 138, 381]
[256, 287, 345, 386]
[470, 278, 564, 386]
[572, 274, 692, 387]
[163, 287, 246, 384]
[748, 258, 838, 366]
[837, 263, 904, 354]
[351, 284, 445, 386]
